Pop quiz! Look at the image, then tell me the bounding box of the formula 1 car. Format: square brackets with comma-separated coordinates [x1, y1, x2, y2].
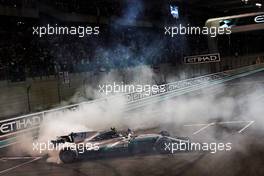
[51, 128, 190, 163]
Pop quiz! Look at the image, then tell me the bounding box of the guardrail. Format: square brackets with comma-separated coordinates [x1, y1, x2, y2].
[0, 63, 263, 148]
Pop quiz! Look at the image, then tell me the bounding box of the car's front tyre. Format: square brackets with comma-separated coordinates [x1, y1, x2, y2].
[59, 148, 78, 163]
[155, 137, 172, 154]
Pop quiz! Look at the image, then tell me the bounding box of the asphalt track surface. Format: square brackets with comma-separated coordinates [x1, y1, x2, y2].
[0, 70, 264, 176]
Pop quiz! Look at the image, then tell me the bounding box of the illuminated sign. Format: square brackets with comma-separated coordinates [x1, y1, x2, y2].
[0, 116, 43, 135]
[255, 15, 264, 23]
[170, 5, 179, 19]
[184, 53, 221, 64]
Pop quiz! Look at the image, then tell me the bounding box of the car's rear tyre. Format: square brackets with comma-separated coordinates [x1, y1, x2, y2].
[59, 148, 78, 163]
[160, 131, 170, 137]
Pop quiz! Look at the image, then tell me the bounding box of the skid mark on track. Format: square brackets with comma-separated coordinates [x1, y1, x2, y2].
[96, 160, 123, 176]
[49, 162, 91, 176]
[0, 157, 42, 175]
[174, 154, 206, 176]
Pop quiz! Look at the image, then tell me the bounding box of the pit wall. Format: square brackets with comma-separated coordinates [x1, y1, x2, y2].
[0, 54, 263, 119]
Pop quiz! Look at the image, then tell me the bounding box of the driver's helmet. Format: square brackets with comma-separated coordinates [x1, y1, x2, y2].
[127, 128, 132, 133]
[110, 127, 116, 132]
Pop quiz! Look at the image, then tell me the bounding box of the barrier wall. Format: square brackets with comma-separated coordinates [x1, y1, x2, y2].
[1, 53, 262, 119]
[0, 63, 263, 148]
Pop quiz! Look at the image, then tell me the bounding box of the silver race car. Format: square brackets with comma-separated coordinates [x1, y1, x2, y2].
[51, 128, 190, 163]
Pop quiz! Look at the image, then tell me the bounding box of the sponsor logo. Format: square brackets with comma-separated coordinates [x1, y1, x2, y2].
[0, 116, 43, 135]
[184, 53, 221, 64]
[254, 15, 264, 23]
[126, 73, 225, 102]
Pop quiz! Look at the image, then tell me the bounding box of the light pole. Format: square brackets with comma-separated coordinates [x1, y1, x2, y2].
[26, 85, 31, 112]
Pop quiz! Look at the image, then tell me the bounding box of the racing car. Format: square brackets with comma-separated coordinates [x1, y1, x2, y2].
[51, 128, 190, 163]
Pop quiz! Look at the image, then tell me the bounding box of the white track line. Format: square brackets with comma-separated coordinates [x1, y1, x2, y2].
[193, 123, 215, 135]
[0, 157, 42, 175]
[184, 123, 213, 127]
[185, 120, 255, 135]
[0, 126, 40, 139]
[184, 121, 254, 127]
[218, 121, 254, 125]
[0, 141, 19, 149]
[239, 121, 255, 133]
[0, 157, 41, 161]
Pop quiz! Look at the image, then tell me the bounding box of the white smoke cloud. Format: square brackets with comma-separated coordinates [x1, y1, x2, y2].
[9, 65, 264, 167]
